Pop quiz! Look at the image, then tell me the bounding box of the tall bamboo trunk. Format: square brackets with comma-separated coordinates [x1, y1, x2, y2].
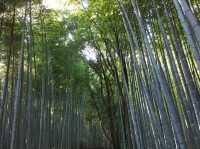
[10, 3, 27, 149]
[26, 0, 33, 148]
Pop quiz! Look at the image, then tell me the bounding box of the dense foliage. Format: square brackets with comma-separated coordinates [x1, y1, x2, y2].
[0, 0, 200, 149]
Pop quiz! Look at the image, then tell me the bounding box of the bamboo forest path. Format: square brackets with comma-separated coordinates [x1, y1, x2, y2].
[1, 0, 200, 149]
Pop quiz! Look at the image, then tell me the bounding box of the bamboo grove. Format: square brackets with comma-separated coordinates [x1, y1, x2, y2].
[0, 0, 200, 149]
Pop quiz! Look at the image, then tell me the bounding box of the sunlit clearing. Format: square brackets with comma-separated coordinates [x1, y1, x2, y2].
[82, 45, 97, 62]
[42, 0, 67, 10]
[68, 33, 73, 40]
[81, 0, 89, 9]
[42, 0, 88, 11]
